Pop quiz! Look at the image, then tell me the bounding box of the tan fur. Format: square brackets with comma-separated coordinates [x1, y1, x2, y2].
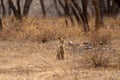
[56, 37, 65, 60]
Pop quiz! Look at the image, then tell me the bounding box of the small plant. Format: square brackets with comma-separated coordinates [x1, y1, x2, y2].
[83, 49, 111, 68]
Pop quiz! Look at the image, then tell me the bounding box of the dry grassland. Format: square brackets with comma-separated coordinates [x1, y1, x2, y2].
[0, 17, 119, 80]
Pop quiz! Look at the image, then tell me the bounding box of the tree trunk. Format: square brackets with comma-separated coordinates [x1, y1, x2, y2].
[1, 0, 6, 16]
[40, 0, 46, 18]
[0, 18, 2, 30]
[111, 0, 120, 15]
[100, 0, 107, 15]
[71, 0, 81, 25]
[17, 0, 21, 17]
[106, 0, 120, 16]
[54, 0, 62, 17]
[114, 0, 120, 6]
[65, 0, 75, 26]
[93, 0, 104, 31]
[59, 0, 82, 27]
[8, 0, 22, 20]
[58, 0, 75, 26]
[8, 0, 12, 15]
[23, 0, 33, 16]
[81, 0, 89, 32]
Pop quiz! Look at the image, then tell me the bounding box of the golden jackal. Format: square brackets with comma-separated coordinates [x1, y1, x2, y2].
[56, 37, 65, 60]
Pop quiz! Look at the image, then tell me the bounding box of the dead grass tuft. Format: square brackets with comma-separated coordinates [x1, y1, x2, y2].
[82, 28, 115, 68]
[83, 49, 112, 68]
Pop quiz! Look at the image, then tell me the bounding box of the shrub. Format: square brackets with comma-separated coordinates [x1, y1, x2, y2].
[83, 49, 111, 68]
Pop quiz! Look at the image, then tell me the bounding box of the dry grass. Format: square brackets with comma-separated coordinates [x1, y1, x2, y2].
[88, 28, 113, 46]
[0, 17, 119, 80]
[82, 26, 119, 68]
[0, 17, 83, 43]
[82, 49, 112, 68]
[115, 50, 120, 68]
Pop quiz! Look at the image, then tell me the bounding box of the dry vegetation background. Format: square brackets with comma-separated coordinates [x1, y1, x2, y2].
[0, 17, 120, 80]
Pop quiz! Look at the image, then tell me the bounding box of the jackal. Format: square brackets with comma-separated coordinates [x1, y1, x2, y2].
[56, 37, 65, 60]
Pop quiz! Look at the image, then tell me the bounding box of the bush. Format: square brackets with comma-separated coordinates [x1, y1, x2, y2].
[83, 49, 111, 68]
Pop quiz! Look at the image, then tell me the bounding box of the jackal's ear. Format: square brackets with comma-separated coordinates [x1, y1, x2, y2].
[58, 37, 61, 40]
[62, 36, 65, 39]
